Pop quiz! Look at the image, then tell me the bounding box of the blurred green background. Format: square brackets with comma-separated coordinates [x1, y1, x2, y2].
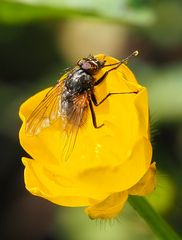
[0, 0, 182, 239]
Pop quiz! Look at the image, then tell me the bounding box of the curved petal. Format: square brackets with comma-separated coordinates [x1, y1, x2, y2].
[77, 136, 152, 194]
[22, 157, 110, 206]
[129, 162, 156, 196]
[85, 191, 128, 219]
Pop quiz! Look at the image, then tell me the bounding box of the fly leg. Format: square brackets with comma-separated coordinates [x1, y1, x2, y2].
[88, 99, 104, 128]
[89, 89, 138, 128]
[91, 91, 138, 106]
[94, 63, 121, 86]
[95, 51, 139, 86]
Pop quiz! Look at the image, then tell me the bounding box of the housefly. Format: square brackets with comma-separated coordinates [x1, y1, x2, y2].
[26, 51, 138, 161]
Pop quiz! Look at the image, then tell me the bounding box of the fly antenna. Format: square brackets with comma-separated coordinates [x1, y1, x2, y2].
[103, 50, 139, 67]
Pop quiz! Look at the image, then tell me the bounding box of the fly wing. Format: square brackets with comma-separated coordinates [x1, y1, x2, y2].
[61, 93, 88, 161]
[25, 73, 89, 162]
[25, 80, 65, 136]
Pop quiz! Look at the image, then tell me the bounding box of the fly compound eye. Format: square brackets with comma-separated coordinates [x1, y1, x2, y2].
[77, 59, 95, 69]
[83, 62, 94, 70]
[80, 61, 96, 72]
[78, 57, 101, 74]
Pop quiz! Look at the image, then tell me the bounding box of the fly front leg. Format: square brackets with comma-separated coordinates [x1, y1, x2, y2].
[94, 62, 121, 86]
[91, 91, 138, 106]
[94, 51, 139, 86]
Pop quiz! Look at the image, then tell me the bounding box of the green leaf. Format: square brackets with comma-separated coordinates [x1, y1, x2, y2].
[0, 0, 155, 26]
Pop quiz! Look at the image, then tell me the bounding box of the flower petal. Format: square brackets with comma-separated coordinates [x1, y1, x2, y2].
[129, 162, 156, 196]
[22, 157, 109, 206]
[85, 191, 128, 219]
[77, 136, 152, 194]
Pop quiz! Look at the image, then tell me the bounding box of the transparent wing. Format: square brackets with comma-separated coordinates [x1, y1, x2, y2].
[61, 93, 88, 162]
[25, 80, 64, 136]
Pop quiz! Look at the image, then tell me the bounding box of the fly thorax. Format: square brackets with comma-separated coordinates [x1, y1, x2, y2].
[65, 69, 92, 94]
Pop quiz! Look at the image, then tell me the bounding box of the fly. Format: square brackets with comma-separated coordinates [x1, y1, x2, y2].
[25, 51, 139, 161]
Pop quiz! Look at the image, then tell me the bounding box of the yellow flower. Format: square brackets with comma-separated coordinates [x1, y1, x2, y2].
[19, 54, 156, 219]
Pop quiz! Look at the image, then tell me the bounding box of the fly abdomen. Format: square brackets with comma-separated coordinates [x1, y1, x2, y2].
[61, 88, 74, 117]
[61, 85, 88, 127]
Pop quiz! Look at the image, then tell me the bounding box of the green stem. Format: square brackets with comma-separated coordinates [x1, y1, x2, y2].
[128, 196, 181, 240]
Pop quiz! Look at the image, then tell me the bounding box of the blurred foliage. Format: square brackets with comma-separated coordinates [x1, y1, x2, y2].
[135, 62, 182, 123]
[147, 173, 175, 214]
[0, 0, 155, 26]
[55, 205, 158, 240]
[141, 1, 182, 47]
